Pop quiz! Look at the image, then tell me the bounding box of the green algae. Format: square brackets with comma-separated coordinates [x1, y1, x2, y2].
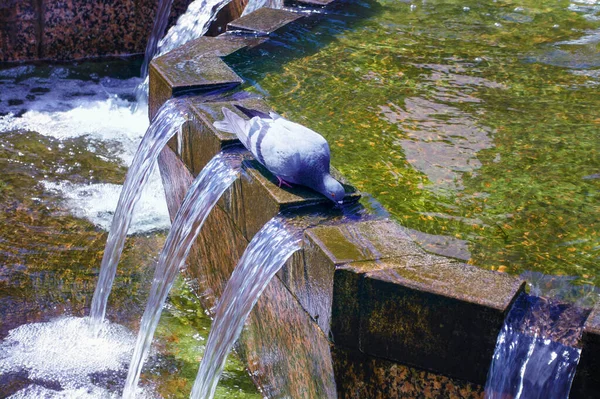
[147, 278, 262, 398]
[227, 0, 600, 285]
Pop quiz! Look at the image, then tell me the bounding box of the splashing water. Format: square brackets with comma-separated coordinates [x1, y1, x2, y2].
[0, 317, 153, 398]
[190, 217, 301, 399]
[485, 293, 590, 399]
[122, 152, 241, 398]
[89, 98, 188, 330]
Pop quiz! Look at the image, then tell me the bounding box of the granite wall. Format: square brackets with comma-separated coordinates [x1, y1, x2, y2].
[0, 0, 197, 62]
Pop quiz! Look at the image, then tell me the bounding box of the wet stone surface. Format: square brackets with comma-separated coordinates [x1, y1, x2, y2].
[227, 8, 304, 35]
[572, 304, 600, 398]
[333, 347, 484, 399]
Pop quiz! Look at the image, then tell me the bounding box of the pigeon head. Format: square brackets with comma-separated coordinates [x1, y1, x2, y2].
[319, 174, 346, 204]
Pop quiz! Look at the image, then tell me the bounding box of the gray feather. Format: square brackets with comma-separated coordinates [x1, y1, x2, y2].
[213, 106, 345, 203]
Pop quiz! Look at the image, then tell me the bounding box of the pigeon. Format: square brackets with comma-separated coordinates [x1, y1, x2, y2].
[213, 105, 346, 204]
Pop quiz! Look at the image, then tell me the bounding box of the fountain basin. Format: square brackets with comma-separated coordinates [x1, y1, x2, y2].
[149, 2, 600, 398]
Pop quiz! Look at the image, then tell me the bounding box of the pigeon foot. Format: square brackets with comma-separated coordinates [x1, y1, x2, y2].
[277, 176, 293, 188]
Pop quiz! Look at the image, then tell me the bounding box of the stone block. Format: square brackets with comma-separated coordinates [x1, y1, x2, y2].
[360, 260, 525, 384]
[149, 56, 243, 120]
[281, 220, 424, 336]
[158, 145, 336, 398]
[0, 0, 39, 62]
[332, 346, 484, 399]
[157, 145, 246, 308]
[239, 264, 337, 399]
[571, 305, 600, 399]
[227, 7, 303, 35]
[0, 19, 39, 62]
[157, 146, 195, 221]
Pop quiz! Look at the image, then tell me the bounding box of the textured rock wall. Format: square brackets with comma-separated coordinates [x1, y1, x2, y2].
[0, 0, 193, 62]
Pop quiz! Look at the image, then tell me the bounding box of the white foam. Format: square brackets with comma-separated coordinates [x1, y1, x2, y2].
[8, 384, 157, 399]
[0, 96, 148, 165]
[0, 317, 134, 392]
[8, 384, 117, 399]
[43, 172, 171, 234]
[0, 75, 172, 233]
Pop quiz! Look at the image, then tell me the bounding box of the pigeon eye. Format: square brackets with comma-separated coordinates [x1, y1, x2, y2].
[330, 192, 335, 198]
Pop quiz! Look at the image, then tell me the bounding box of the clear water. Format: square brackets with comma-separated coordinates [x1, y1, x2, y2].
[227, 0, 600, 284]
[485, 293, 590, 399]
[89, 98, 188, 330]
[0, 60, 260, 398]
[123, 152, 241, 398]
[191, 217, 301, 399]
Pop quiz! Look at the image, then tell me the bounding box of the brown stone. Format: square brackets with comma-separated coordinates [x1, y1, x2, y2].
[281, 220, 424, 336]
[333, 346, 484, 399]
[149, 56, 243, 119]
[0, 0, 200, 62]
[227, 7, 303, 35]
[239, 267, 337, 399]
[360, 260, 524, 385]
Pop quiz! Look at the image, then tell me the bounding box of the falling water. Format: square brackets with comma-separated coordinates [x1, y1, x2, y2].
[485, 293, 590, 399]
[190, 217, 301, 399]
[141, 0, 176, 80]
[89, 98, 188, 330]
[122, 152, 241, 398]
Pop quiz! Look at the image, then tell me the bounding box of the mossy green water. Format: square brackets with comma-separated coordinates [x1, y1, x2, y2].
[227, 0, 600, 285]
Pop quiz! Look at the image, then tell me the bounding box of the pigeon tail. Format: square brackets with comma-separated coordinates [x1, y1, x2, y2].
[234, 104, 271, 119]
[214, 108, 250, 147]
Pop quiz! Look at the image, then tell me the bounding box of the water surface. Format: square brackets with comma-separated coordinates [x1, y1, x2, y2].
[228, 0, 600, 284]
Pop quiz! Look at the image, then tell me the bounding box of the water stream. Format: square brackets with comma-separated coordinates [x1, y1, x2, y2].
[190, 217, 301, 399]
[141, 0, 176, 80]
[122, 151, 241, 398]
[89, 98, 188, 330]
[485, 293, 590, 399]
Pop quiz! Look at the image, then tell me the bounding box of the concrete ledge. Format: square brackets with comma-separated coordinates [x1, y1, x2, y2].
[158, 147, 336, 398]
[227, 8, 304, 35]
[285, 220, 524, 384]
